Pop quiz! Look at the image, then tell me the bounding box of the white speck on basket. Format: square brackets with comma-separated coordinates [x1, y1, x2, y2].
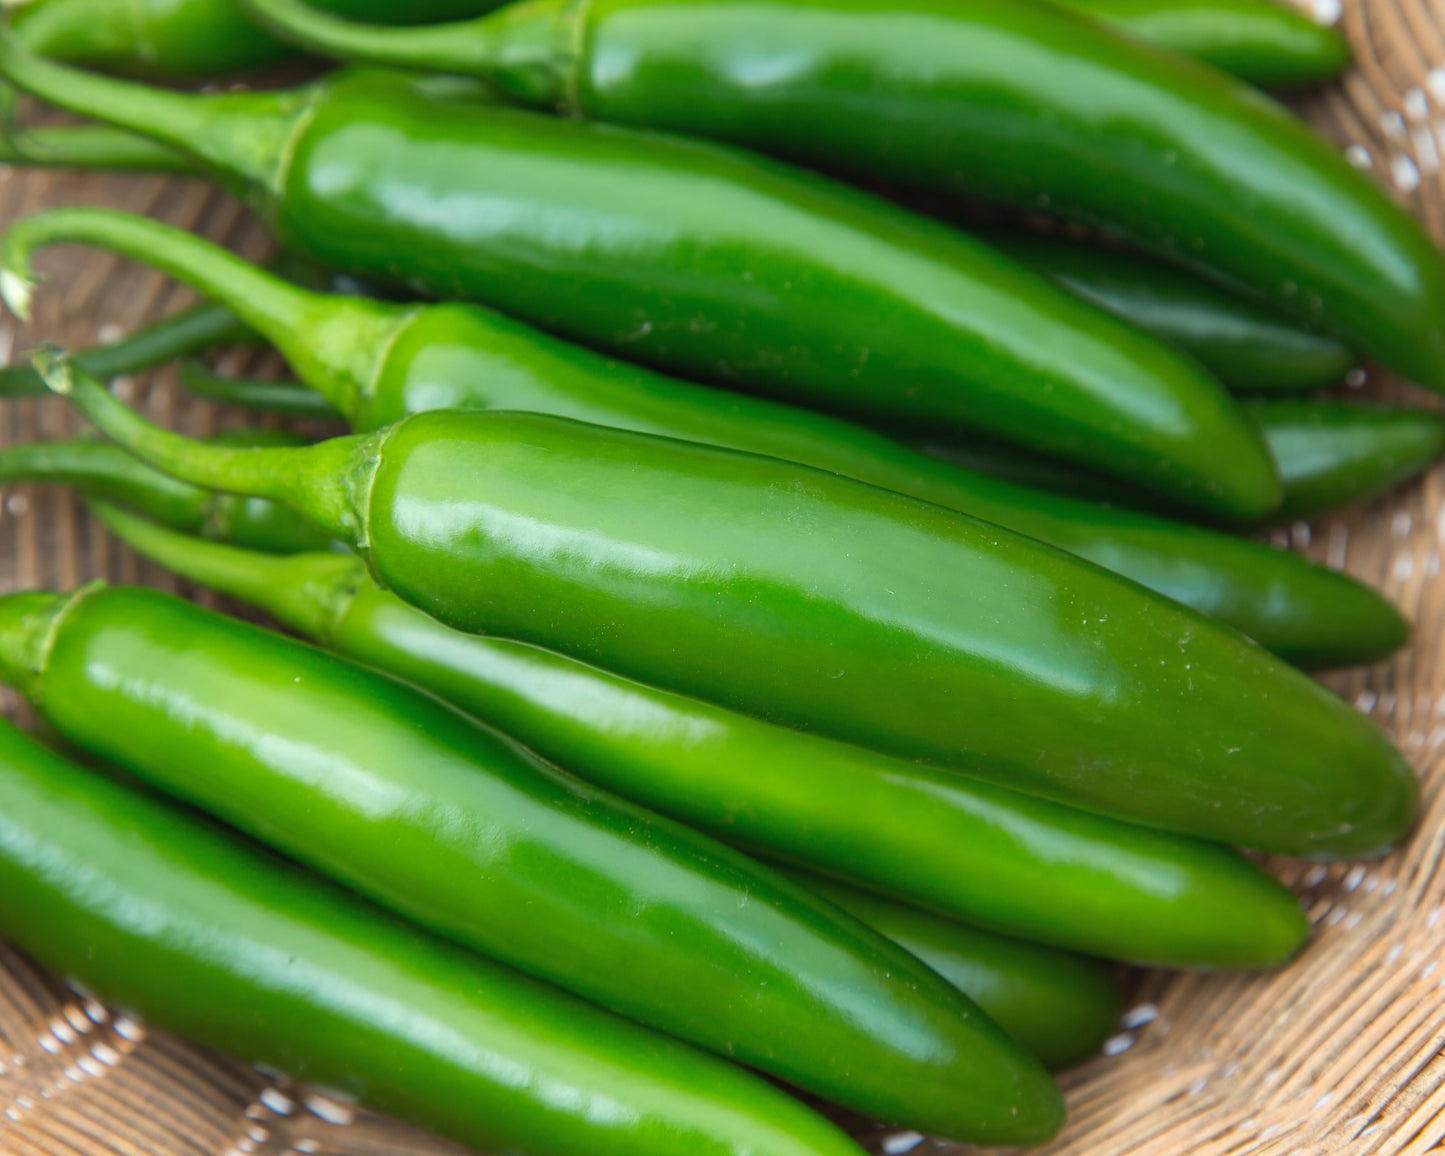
[90, 1043, 120, 1067]
[1385, 944, 1403, 965]
[882, 1131, 925, 1154]
[1303, 863, 1329, 888]
[1327, 906, 1348, 926]
[1344, 912, 1363, 930]
[1188, 1078, 1209, 1097]
[1346, 367, 1368, 388]
[75, 1056, 104, 1079]
[111, 1017, 145, 1043]
[1381, 879, 1397, 897]
[1102, 1033, 1135, 1056]
[1392, 153, 1422, 192]
[1316, 1092, 1336, 1112]
[1428, 554, 1443, 578]
[1291, 521, 1312, 549]
[1345, 865, 1367, 891]
[1379, 690, 1398, 717]
[1356, 690, 1377, 715]
[1122, 1003, 1159, 1029]
[293, 1143, 320, 1154]
[1327, 524, 1350, 570]
[1345, 144, 1374, 170]
[49, 1017, 77, 1045]
[305, 1093, 356, 1126]
[1305, 0, 1341, 23]
[1396, 553, 1417, 582]
[1423, 960, 1438, 980]
[1395, 512, 1415, 537]
[1428, 905, 1442, 929]
[1383, 110, 1409, 141]
[260, 1088, 296, 1116]
[1414, 127, 1440, 173]
[246, 1124, 269, 1144]
[1406, 87, 1431, 120]
[5, 493, 28, 517]
[96, 323, 125, 345]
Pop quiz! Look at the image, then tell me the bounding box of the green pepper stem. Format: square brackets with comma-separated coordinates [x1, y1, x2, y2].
[89, 500, 363, 644]
[36, 351, 376, 550]
[237, 0, 575, 107]
[0, 300, 253, 399]
[0, 121, 198, 173]
[0, 208, 404, 421]
[0, 440, 209, 531]
[0, 29, 314, 202]
[181, 362, 341, 418]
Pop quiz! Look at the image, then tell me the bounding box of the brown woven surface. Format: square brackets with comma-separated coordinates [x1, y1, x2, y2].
[2, 6, 1445, 1152]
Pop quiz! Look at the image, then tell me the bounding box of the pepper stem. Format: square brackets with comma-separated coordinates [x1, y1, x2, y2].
[0, 440, 209, 532]
[0, 122, 197, 173]
[0, 29, 314, 203]
[0, 301, 253, 399]
[90, 501, 364, 645]
[237, 0, 576, 108]
[35, 350, 377, 552]
[0, 586, 91, 702]
[180, 362, 340, 419]
[1, 208, 403, 421]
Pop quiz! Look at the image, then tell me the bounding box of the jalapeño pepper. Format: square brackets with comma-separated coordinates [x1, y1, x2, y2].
[41, 355, 1415, 857]
[231, 0, 1445, 393]
[0, 47, 1281, 519]
[88, 498, 1313, 971]
[3, 208, 1400, 667]
[0, 717, 870, 1156]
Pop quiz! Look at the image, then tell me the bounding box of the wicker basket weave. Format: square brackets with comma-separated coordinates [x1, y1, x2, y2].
[3, 5, 1445, 1152]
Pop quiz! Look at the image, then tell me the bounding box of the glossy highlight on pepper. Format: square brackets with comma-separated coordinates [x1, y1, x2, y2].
[3, 207, 1404, 668]
[0, 578, 1064, 1144]
[0, 717, 872, 1156]
[89, 498, 1314, 972]
[234, 0, 1445, 394]
[0, 48, 1282, 519]
[43, 356, 1416, 857]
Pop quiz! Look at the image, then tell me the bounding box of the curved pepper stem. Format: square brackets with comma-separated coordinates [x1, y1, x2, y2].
[35, 350, 376, 551]
[90, 500, 363, 644]
[0, 121, 197, 173]
[0, 585, 88, 702]
[0, 300, 253, 398]
[0, 208, 405, 421]
[237, 0, 575, 108]
[0, 29, 313, 202]
[180, 361, 341, 419]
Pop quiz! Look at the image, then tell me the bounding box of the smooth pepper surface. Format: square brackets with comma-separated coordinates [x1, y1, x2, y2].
[0, 582, 1064, 1145]
[0, 717, 871, 1156]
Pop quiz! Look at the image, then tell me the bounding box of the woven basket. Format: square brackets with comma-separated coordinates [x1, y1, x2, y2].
[3, 6, 1445, 1152]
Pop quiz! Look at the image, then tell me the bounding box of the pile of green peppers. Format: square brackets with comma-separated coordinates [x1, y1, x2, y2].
[0, 1, 1434, 1152]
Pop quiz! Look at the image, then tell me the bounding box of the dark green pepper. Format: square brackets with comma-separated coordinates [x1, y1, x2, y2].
[232, 0, 1445, 395]
[986, 230, 1355, 393]
[786, 868, 1121, 1069]
[5, 208, 1402, 668]
[0, 52, 1282, 520]
[5, 0, 1350, 83]
[919, 400, 1445, 527]
[89, 499, 1313, 970]
[0, 438, 333, 552]
[1058, 0, 1350, 87]
[0, 578, 1063, 1144]
[0, 716, 872, 1156]
[8, 0, 498, 77]
[43, 356, 1415, 857]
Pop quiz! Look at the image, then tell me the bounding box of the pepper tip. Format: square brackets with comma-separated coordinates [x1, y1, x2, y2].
[30, 344, 73, 395]
[0, 269, 34, 322]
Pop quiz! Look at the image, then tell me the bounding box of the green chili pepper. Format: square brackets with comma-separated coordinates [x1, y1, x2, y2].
[87, 499, 1313, 970]
[1058, 0, 1349, 87]
[986, 230, 1355, 393]
[0, 119, 195, 171]
[0, 578, 1063, 1143]
[229, 0, 1445, 395]
[41, 355, 1415, 857]
[0, 438, 333, 553]
[0, 52, 1282, 520]
[784, 867, 1121, 1069]
[4, 0, 1351, 84]
[1259, 400, 1445, 522]
[180, 359, 340, 415]
[6, 209, 1402, 668]
[7, 0, 499, 77]
[919, 400, 1445, 526]
[0, 717, 877, 1156]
